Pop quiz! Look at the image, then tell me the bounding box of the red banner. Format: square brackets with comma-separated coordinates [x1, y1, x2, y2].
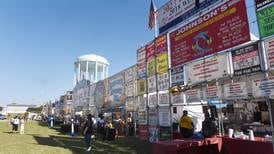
[146, 41, 155, 60]
[170, 0, 250, 67]
[138, 125, 148, 141]
[155, 34, 168, 55]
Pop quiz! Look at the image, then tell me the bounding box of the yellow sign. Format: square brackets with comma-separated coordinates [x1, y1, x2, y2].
[157, 53, 168, 74]
[147, 58, 156, 77]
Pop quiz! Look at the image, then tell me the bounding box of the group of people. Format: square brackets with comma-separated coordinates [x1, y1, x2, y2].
[10, 116, 25, 134]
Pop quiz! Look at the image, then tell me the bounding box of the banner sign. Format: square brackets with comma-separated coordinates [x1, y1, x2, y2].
[185, 88, 203, 102]
[109, 73, 125, 107]
[204, 85, 222, 100]
[148, 75, 157, 93]
[138, 110, 148, 125]
[148, 108, 158, 126]
[125, 81, 134, 97]
[158, 92, 170, 105]
[149, 127, 159, 143]
[157, 73, 169, 91]
[171, 92, 185, 104]
[157, 0, 222, 34]
[147, 42, 156, 77]
[159, 107, 171, 127]
[90, 83, 96, 105]
[159, 127, 172, 140]
[148, 93, 158, 107]
[138, 95, 147, 111]
[94, 80, 106, 108]
[137, 47, 147, 78]
[186, 54, 229, 85]
[155, 35, 169, 74]
[137, 78, 147, 96]
[170, 0, 250, 67]
[126, 96, 135, 111]
[223, 82, 248, 99]
[155, 34, 168, 55]
[232, 43, 262, 76]
[171, 64, 184, 86]
[255, 0, 274, 9]
[265, 38, 274, 70]
[253, 76, 274, 97]
[125, 67, 134, 83]
[138, 125, 148, 141]
[257, 5, 274, 38]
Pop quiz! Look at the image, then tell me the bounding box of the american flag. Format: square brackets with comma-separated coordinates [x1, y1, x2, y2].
[148, 0, 156, 30]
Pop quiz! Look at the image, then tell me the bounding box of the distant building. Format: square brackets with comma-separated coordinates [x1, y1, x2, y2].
[6, 103, 37, 114]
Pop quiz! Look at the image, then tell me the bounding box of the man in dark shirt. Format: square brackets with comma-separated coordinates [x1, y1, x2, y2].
[83, 114, 94, 152]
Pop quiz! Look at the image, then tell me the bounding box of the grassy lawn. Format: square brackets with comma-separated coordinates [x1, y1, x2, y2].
[0, 120, 151, 154]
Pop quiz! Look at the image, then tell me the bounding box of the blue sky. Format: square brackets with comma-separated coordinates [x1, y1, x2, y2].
[0, 0, 258, 106]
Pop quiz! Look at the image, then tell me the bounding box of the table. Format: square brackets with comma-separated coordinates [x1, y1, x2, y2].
[221, 137, 273, 154]
[152, 137, 222, 154]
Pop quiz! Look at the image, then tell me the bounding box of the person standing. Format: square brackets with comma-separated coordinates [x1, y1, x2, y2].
[13, 116, 20, 133]
[20, 117, 25, 134]
[83, 114, 94, 152]
[179, 110, 194, 138]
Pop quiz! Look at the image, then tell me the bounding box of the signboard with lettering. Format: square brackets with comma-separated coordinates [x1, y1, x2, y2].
[185, 88, 203, 102]
[204, 85, 222, 100]
[155, 35, 169, 74]
[158, 91, 170, 105]
[171, 64, 184, 87]
[148, 75, 157, 93]
[257, 5, 274, 38]
[158, 107, 171, 127]
[171, 92, 185, 104]
[138, 95, 147, 111]
[148, 93, 158, 107]
[255, 0, 274, 9]
[137, 78, 147, 96]
[253, 76, 274, 97]
[264, 38, 274, 70]
[157, 73, 169, 91]
[137, 47, 147, 78]
[223, 82, 248, 99]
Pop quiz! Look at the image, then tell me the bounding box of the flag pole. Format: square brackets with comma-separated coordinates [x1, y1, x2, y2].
[154, 0, 158, 38]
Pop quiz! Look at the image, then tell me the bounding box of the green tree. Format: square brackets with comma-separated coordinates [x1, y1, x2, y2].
[27, 106, 43, 113]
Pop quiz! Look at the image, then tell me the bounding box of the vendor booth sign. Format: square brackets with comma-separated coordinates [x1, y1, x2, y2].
[148, 75, 157, 93]
[148, 108, 158, 126]
[155, 34, 169, 74]
[138, 110, 148, 125]
[157, 73, 169, 91]
[149, 127, 159, 143]
[255, 0, 274, 9]
[158, 91, 170, 106]
[252, 76, 274, 97]
[138, 125, 148, 141]
[170, 0, 250, 66]
[171, 64, 184, 87]
[148, 93, 158, 107]
[185, 88, 203, 102]
[257, 4, 274, 38]
[137, 47, 146, 78]
[146, 41, 156, 77]
[223, 82, 248, 99]
[204, 85, 222, 100]
[125, 67, 134, 83]
[126, 97, 135, 111]
[138, 95, 147, 111]
[137, 78, 147, 96]
[232, 43, 262, 76]
[158, 107, 171, 127]
[125, 82, 134, 97]
[186, 54, 230, 85]
[171, 92, 185, 104]
[109, 73, 125, 107]
[264, 37, 274, 70]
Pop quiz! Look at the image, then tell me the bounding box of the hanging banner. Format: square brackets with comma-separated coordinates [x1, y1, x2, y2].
[157, 0, 222, 34]
[126, 96, 135, 111]
[148, 108, 158, 126]
[148, 93, 158, 107]
[138, 125, 148, 141]
[149, 127, 159, 143]
[125, 81, 134, 97]
[138, 95, 147, 111]
[171, 92, 185, 104]
[159, 127, 172, 141]
[156, 53, 169, 74]
[158, 107, 171, 127]
[125, 67, 134, 83]
[232, 43, 262, 76]
[255, 0, 274, 9]
[186, 54, 230, 85]
[253, 76, 274, 97]
[158, 91, 170, 105]
[147, 41, 156, 77]
[155, 34, 168, 55]
[157, 73, 169, 91]
[137, 78, 147, 96]
[137, 47, 146, 78]
[204, 85, 222, 100]
[94, 80, 106, 108]
[109, 73, 125, 107]
[171, 64, 184, 87]
[148, 75, 157, 93]
[265, 38, 274, 70]
[170, 0, 250, 67]
[257, 5, 274, 38]
[138, 110, 148, 125]
[223, 82, 248, 99]
[185, 88, 203, 102]
[90, 83, 96, 105]
[155, 34, 169, 74]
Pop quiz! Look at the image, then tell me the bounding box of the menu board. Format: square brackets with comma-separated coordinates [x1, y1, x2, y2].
[265, 38, 274, 70]
[223, 82, 248, 99]
[158, 92, 170, 105]
[253, 76, 274, 97]
[185, 88, 203, 102]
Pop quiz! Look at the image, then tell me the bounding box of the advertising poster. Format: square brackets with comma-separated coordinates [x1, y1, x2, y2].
[223, 82, 248, 99]
[125, 81, 134, 97]
[255, 0, 274, 9]
[148, 93, 158, 107]
[138, 110, 148, 125]
[170, 0, 250, 67]
[185, 88, 203, 102]
[171, 64, 184, 86]
[253, 76, 274, 97]
[148, 75, 157, 93]
[158, 107, 171, 127]
[257, 5, 274, 38]
[125, 67, 134, 83]
[148, 108, 158, 126]
[109, 73, 125, 107]
[159, 127, 172, 141]
[157, 73, 169, 91]
[138, 95, 147, 111]
[232, 43, 262, 76]
[137, 47, 147, 78]
[138, 125, 148, 141]
[158, 92, 170, 105]
[94, 80, 106, 108]
[137, 78, 147, 96]
[186, 54, 230, 85]
[149, 127, 159, 143]
[155, 35, 169, 74]
[126, 96, 135, 111]
[204, 85, 222, 100]
[90, 83, 96, 105]
[264, 38, 274, 70]
[171, 92, 185, 104]
[147, 41, 156, 77]
[157, 0, 222, 33]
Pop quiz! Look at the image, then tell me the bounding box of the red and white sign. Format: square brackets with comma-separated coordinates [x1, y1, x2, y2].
[157, 73, 169, 91]
[171, 64, 184, 86]
[170, 0, 250, 67]
[158, 91, 170, 105]
[265, 38, 274, 70]
[137, 47, 147, 78]
[148, 75, 157, 93]
[148, 108, 158, 126]
[253, 76, 274, 97]
[138, 125, 148, 141]
[138, 110, 148, 125]
[186, 54, 229, 85]
[155, 34, 168, 55]
[185, 88, 203, 102]
[224, 82, 248, 99]
[159, 107, 171, 127]
[204, 85, 222, 100]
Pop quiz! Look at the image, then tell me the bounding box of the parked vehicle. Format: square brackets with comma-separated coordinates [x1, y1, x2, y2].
[0, 114, 6, 120]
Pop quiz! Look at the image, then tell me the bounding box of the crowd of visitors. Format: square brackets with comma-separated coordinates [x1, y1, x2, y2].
[9, 116, 26, 134]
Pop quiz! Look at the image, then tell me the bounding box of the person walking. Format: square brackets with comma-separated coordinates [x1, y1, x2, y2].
[20, 117, 25, 134]
[179, 110, 194, 138]
[83, 114, 94, 152]
[13, 116, 20, 133]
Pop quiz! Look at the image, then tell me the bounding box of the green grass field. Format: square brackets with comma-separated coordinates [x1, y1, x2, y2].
[0, 120, 151, 154]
